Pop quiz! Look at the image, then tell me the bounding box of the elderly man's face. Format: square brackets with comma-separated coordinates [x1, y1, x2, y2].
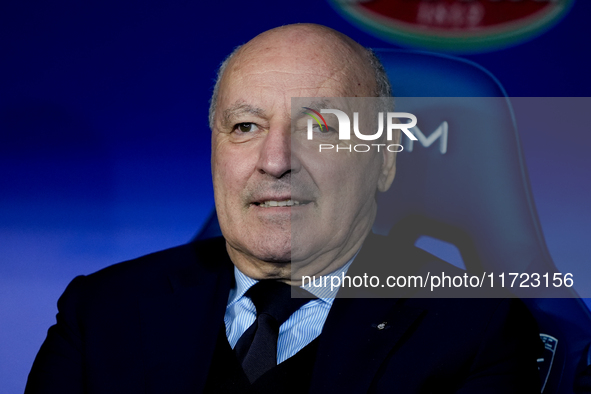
[211, 26, 396, 281]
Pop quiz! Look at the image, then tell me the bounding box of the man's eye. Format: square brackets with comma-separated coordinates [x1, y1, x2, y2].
[235, 123, 258, 133]
[313, 124, 335, 134]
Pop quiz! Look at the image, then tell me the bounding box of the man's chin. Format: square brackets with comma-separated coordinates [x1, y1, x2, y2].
[237, 253, 292, 281]
[255, 253, 292, 265]
[230, 239, 292, 266]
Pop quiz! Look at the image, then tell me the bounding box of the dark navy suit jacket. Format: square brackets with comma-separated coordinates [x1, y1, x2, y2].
[25, 234, 542, 393]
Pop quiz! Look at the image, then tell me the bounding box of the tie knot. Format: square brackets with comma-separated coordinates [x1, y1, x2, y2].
[246, 281, 314, 326]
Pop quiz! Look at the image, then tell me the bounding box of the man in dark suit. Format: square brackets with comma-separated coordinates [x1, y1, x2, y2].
[26, 24, 541, 393]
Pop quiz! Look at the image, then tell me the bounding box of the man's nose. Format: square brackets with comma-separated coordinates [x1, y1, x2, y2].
[257, 125, 297, 178]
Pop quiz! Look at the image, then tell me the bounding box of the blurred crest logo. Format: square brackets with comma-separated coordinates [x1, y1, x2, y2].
[328, 0, 575, 53]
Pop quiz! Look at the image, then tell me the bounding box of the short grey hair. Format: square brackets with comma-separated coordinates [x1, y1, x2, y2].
[208, 46, 393, 130]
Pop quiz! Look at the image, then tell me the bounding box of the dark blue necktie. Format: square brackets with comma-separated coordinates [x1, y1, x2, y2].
[234, 280, 313, 382]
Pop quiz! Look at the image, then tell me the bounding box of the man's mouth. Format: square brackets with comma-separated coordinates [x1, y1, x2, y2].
[253, 199, 310, 208]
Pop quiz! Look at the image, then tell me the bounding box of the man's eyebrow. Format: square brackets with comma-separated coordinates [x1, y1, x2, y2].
[222, 103, 266, 127]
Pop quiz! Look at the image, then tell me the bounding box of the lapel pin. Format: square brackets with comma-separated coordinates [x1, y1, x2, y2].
[372, 322, 389, 330]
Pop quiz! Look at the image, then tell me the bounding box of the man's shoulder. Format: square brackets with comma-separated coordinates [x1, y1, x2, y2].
[91, 236, 226, 281]
[62, 236, 230, 306]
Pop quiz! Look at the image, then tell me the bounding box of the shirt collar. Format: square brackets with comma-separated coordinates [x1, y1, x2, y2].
[227, 252, 357, 307]
[301, 257, 355, 303]
[227, 266, 258, 308]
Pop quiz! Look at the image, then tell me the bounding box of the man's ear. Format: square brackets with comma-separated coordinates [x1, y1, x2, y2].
[377, 131, 399, 192]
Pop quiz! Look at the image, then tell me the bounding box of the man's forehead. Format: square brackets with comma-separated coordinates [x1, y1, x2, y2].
[218, 66, 373, 108]
[226, 58, 352, 91]
[214, 27, 378, 128]
[220, 98, 363, 128]
[293, 98, 352, 116]
[221, 36, 374, 91]
[217, 80, 361, 125]
[236, 24, 356, 59]
[222, 102, 267, 123]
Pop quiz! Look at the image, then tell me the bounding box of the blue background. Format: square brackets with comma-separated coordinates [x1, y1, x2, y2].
[1, 1, 590, 392]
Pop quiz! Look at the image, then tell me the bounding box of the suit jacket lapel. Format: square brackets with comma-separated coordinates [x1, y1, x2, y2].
[311, 297, 424, 393]
[138, 238, 233, 394]
[310, 233, 426, 393]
